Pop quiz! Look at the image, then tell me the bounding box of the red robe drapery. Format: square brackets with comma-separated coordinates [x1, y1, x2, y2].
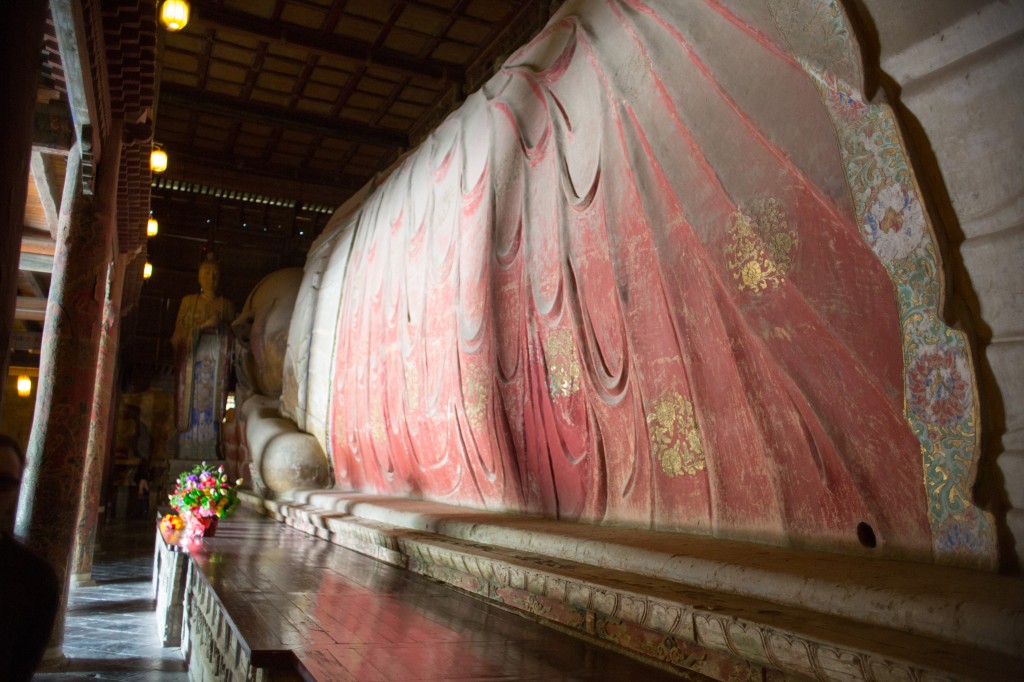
[325, 0, 931, 557]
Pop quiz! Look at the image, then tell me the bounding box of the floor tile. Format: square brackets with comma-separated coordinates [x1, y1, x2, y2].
[33, 520, 188, 681]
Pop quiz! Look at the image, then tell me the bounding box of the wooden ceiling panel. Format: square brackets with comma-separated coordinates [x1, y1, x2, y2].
[447, 18, 488, 45]
[157, 113, 189, 133]
[275, 140, 308, 156]
[279, 129, 316, 145]
[342, 108, 374, 124]
[224, 0, 276, 18]
[210, 39, 255, 64]
[262, 55, 305, 77]
[384, 28, 432, 56]
[233, 144, 264, 160]
[163, 51, 200, 73]
[431, 42, 476, 63]
[193, 137, 226, 153]
[279, 3, 328, 29]
[314, 54, 360, 75]
[363, 64, 409, 84]
[332, 17, 383, 43]
[270, 152, 304, 167]
[265, 41, 310, 63]
[389, 101, 426, 119]
[250, 89, 291, 108]
[400, 84, 439, 104]
[161, 70, 201, 88]
[305, 158, 339, 173]
[348, 91, 386, 110]
[196, 112, 233, 131]
[205, 79, 244, 97]
[404, 74, 446, 95]
[360, 76, 399, 97]
[346, 0, 395, 23]
[164, 30, 206, 53]
[239, 121, 274, 137]
[256, 70, 298, 93]
[378, 113, 416, 129]
[209, 27, 262, 51]
[208, 60, 249, 84]
[302, 81, 338, 102]
[295, 99, 333, 117]
[396, 5, 450, 34]
[466, 0, 518, 22]
[308, 65, 351, 88]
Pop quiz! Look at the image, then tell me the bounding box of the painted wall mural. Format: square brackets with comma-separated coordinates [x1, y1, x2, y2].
[283, 0, 995, 566]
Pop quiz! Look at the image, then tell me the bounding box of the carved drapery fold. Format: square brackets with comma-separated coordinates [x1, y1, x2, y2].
[283, 0, 994, 566]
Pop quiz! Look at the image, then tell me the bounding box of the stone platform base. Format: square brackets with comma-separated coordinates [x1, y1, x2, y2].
[242, 489, 1023, 681]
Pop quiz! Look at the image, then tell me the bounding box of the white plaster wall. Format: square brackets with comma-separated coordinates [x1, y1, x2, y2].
[854, 0, 1024, 567]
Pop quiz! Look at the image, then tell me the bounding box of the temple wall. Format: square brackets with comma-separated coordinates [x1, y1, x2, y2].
[281, 0, 1011, 568]
[853, 0, 1024, 567]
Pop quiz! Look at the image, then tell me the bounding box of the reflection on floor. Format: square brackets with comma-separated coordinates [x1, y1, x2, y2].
[35, 516, 698, 681]
[34, 519, 188, 682]
[186, 511, 700, 680]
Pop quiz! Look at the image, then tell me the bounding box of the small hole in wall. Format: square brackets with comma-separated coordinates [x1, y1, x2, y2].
[857, 522, 877, 548]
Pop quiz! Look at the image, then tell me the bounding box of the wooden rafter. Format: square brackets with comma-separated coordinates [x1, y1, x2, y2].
[189, 0, 465, 82]
[160, 82, 409, 148]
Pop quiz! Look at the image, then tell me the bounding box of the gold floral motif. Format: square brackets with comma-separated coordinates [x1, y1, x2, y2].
[464, 363, 489, 428]
[404, 364, 419, 408]
[725, 198, 797, 294]
[646, 392, 706, 477]
[370, 402, 386, 443]
[545, 328, 581, 399]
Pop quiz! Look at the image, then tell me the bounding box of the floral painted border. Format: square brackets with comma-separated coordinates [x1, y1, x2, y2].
[771, 0, 996, 567]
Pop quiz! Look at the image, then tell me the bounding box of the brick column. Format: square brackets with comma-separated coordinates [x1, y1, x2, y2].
[71, 252, 128, 585]
[17, 122, 122, 655]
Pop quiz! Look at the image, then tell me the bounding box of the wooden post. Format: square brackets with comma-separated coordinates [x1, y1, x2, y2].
[17, 122, 122, 656]
[71, 252, 128, 584]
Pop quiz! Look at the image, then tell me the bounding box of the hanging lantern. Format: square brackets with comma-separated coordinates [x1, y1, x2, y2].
[147, 217, 159, 237]
[160, 0, 190, 31]
[150, 147, 168, 174]
[143, 262, 153, 279]
[16, 375, 32, 398]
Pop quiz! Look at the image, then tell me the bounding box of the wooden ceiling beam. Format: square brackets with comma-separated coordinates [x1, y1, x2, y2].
[15, 296, 47, 322]
[154, 143, 358, 208]
[18, 253, 53, 275]
[29, 151, 62, 238]
[189, 0, 465, 82]
[160, 82, 409, 148]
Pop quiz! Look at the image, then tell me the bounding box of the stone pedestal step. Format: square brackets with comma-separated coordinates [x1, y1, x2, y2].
[242, 489, 1024, 681]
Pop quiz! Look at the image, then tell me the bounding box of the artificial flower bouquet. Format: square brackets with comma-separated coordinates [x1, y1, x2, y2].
[165, 462, 243, 538]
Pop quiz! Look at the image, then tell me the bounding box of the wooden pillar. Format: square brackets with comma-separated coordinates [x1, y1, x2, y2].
[71, 252, 128, 585]
[17, 122, 122, 656]
[0, 1, 48, 414]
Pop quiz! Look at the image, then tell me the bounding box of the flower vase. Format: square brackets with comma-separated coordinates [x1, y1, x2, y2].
[184, 511, 218, 539]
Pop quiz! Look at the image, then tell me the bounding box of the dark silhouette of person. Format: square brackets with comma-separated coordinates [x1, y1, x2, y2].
[0, 433, 60, 682]
[134, 464, 151, 518]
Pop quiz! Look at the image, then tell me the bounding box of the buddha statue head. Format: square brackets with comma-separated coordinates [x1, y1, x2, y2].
[198, 253, 221, 297]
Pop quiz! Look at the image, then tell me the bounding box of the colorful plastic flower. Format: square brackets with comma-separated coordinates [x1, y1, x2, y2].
[168, 462, 242, 538]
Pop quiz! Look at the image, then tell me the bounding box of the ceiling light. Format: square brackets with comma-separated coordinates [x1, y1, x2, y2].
[147, 217, 159, 237]
[16, 375, 32, 398]
[143, 262, 153, 279]
[150, 146, 168, 174]
[160, 0, 190, 31]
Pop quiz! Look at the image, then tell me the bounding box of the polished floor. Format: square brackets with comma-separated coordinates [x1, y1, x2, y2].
[34, 515, 696, 681]
[33, 520, 188, 681]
